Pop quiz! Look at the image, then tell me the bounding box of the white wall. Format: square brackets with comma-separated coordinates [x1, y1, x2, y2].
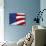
[0, 0, 4, 43]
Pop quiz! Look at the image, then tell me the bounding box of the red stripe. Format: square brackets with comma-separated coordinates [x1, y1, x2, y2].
[16, 18, 26, 22]
[16, 14, 25, 16]
[17, 22, 26, 25]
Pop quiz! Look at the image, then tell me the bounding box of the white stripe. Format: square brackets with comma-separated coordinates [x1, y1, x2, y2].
[11, 20, 25, 25]
[17, 13, 25, 15]
[16, 16, 25, 19]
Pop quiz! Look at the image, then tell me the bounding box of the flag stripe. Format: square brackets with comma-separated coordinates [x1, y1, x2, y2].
[16, 18, 26, 21]
[17, 22, 26, 25]
[11, 20, 25, 25]
[16, 16, 25, 19]
[16, 14, 25, 16]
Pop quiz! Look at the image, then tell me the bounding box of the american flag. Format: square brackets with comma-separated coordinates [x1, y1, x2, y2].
[9, 13, 26, 25]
